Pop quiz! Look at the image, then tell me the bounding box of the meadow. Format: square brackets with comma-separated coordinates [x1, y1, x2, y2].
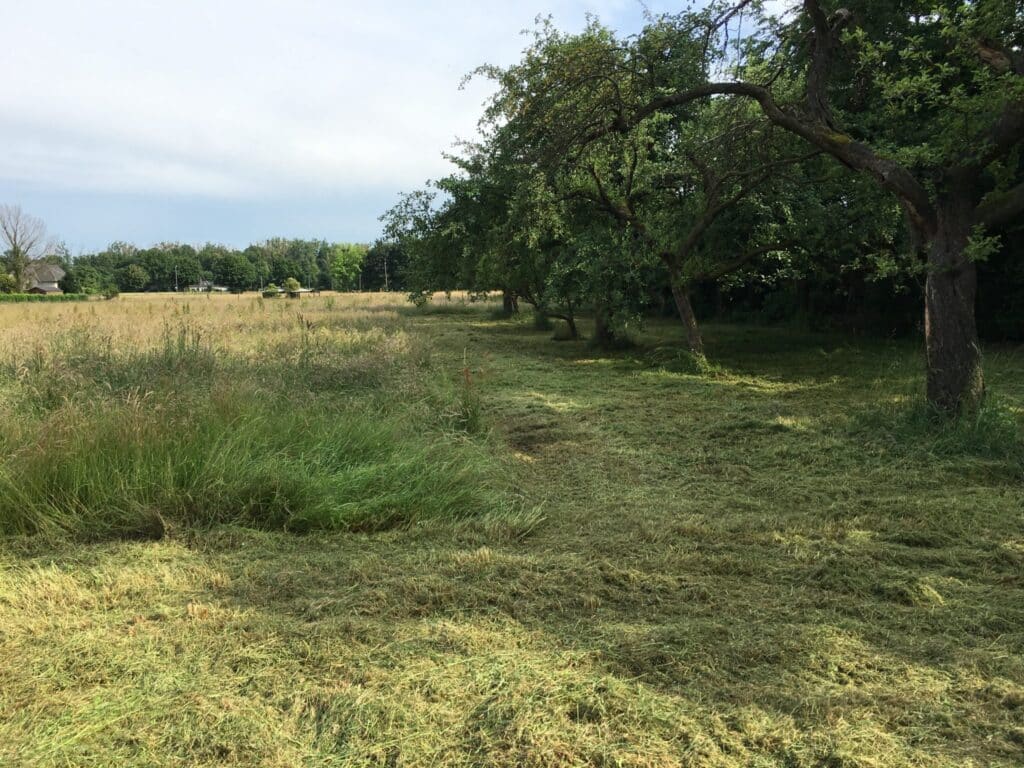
[1, 292, 1022, 767]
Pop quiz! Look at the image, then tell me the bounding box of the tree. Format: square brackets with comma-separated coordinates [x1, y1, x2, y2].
[60, 264, 104, 294]
[212, 251, 257, 291]
[381, 189, 451, 299]
[469, 17, 811, 347]
[363, 241, 406, 291]
[328, 243, 368, 290]
[117, 263, 150, 292]
[551, 0, 1024, 413]
[145, 244, 201, 291]
[555, 99, 820, 352]
[0, 205, 50, 290]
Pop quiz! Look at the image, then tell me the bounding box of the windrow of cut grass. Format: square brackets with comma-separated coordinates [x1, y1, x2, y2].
[0, 293, 511, 540]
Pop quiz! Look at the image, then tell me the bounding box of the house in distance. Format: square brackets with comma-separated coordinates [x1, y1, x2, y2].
[24, 263, 65, 295]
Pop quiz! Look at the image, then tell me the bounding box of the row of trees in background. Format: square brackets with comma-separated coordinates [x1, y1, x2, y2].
[382, 0, 1024, 414]
[62, 239, 403, 294]
[1, 220, 410, 296]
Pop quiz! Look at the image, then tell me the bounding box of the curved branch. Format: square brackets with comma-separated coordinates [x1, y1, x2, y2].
[975, 181, 1024, 230]
[616, 80, 937, 233]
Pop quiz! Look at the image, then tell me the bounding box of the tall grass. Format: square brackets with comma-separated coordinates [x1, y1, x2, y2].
[0, 294, 512, 540]
[0, 393, 504, 538]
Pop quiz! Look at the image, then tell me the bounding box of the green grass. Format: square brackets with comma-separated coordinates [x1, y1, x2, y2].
[0, 302, 511, 539]
[1, 298, 1023, 766]
[0, 394, 507, 538]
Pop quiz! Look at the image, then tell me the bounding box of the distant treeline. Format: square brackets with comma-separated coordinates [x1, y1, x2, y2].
[51, 239, 410, 295]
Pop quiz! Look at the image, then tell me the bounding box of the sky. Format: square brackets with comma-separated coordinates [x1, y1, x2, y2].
[1, 0, 784, 253]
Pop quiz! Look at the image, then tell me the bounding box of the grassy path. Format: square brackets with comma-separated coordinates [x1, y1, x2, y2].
[2, 302, 1023, 766]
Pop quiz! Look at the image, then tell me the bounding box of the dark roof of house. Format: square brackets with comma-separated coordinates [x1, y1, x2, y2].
[25, 262, 66, 283]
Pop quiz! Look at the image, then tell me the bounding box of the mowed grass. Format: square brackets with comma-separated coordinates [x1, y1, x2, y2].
[1, 293, 1023, 767]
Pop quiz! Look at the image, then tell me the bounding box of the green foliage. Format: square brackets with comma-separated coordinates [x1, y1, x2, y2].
[328, 243, 368, 290]
[284, 277, 301, 294]
[117, 263, 150, 292]
[964, 225, 1003, 264]
[211, 251, 257, 290]
[379, 0, 1024, 410]
[59, 238, 383, 296]
[0, 273, 15, 293]
[0, 293, 90, 303]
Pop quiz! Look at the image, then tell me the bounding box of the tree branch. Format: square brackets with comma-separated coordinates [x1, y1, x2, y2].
[615, 80, 937, 233]
[975, 181, 1024, 230]
[675, 149, 820, 262]
[695, 240, 796, 282]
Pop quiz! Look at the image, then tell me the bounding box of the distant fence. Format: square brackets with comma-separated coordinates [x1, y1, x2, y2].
[0, 293, 92, 303]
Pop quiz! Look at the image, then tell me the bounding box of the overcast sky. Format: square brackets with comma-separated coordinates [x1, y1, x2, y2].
[0, 0, 755, 252]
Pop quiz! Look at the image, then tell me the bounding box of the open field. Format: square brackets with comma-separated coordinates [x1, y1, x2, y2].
[1, 292, 1023, 767]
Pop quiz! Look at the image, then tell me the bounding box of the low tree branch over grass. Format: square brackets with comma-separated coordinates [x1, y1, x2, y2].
[613, 0, 1023, 413]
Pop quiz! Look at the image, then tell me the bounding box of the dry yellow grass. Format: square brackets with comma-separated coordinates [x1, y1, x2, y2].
[0, 291, 408, 360]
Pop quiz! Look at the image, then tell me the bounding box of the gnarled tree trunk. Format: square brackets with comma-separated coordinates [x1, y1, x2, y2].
[924, 193, 984, 413]
[559, 314, 580, 340]
[592, 301, 618, 347]
[501, 289, 519, 315]
[669, 280, 703, 355]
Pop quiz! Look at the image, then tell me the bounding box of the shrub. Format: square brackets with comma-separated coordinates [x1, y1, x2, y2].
[0, 293, 90, 303]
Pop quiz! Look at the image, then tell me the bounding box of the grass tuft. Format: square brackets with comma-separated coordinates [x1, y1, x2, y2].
[0, 392, 506, 538]
[850, 394, 1024, 463]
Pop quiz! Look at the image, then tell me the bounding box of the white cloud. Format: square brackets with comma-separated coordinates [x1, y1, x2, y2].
[0, 0, 652, 199]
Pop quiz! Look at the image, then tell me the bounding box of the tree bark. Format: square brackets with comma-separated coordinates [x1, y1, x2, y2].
[670, 280, 704, 354]
[563, 314, 579, 340]
[593, 303, 616, 347]
[924, 193, 985, 413]
[501, 289, 519, 315]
